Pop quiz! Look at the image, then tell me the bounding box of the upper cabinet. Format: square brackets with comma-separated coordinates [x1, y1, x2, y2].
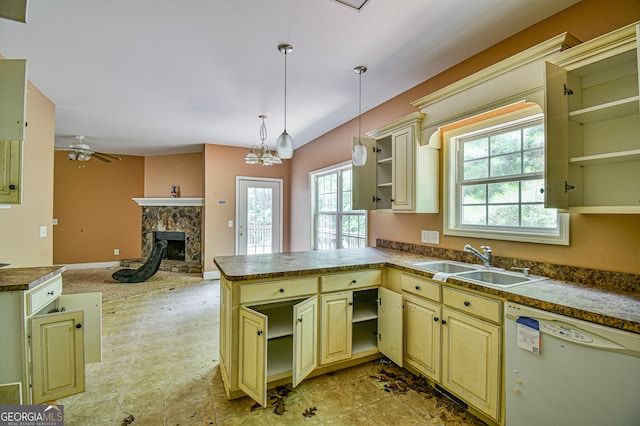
[0, 59, 27, 204]
[544, 23, 640, 213]
[0, 0, 27, 23]
[352, 112, 439, 212]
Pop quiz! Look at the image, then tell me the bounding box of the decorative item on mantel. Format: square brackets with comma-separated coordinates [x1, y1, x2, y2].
[170, 185, 179, 198]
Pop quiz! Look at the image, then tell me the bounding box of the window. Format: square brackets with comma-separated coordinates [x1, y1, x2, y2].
[444, 106, 568, 245]
[311, 162, 367, 250]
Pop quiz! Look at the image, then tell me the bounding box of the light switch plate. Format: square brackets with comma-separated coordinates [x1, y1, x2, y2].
[428, 230, 440, 244]
[39, 226, 47, 238]
[421, 230, 429, 243]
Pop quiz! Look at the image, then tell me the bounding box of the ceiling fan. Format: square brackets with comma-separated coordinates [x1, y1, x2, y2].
[56, 136, 121, 163]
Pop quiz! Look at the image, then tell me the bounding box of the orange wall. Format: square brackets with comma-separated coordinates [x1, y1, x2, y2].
[144, 152, 203, 197]
[203, 144, 291, 272]
[52, 153, 144, 264]
[291, 0, 640, 274]
[0, 81, 55, 267]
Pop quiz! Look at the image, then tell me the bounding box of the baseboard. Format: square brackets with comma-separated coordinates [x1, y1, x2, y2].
[56, 261, 120, 270]
[203, 270, 220, 280]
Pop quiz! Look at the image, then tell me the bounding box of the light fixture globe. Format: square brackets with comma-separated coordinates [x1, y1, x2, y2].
[276, 131, 294, 159]
[352, 143, 367, 166]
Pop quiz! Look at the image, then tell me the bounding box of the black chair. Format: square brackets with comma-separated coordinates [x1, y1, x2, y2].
[112, 240, 168, 283]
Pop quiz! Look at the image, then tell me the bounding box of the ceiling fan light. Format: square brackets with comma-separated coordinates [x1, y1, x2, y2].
[352, 142, 367, 166]
[276, 131, 294, 159]
[68, 151, 78, 160]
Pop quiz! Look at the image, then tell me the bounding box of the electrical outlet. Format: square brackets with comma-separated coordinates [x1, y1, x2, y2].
[114, 249, 120, 255]
[421, 230, 429, 243]
[428, 230, 440, 244]
[39, 226, 47, 238]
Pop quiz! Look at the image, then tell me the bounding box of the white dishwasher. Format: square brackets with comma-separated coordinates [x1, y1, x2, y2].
[505, 302, 640, 426]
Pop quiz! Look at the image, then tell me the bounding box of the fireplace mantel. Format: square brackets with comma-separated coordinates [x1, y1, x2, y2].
[133, 197, 203, 207]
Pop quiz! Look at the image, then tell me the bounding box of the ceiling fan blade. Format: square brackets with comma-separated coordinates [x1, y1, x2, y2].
[91, 152, 112, 163]
[95, 151, 121, 161]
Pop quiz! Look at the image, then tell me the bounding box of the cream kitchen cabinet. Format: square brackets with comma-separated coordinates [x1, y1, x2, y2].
[219, 268, 403, 407]
[442, 287, 502, 421]
[319, 287, 402, 367]
[544, 22, 640, 213]
[0, 270, 102, 404]
[238, 296, 317, 407]
[352, 112, 439, 212]
[0, 59, 27, 204]
[401, 273, 441, 382]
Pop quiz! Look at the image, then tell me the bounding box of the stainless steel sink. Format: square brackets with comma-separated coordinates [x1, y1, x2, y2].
[453, 270, 546, 288]
[412, 261, 480, 274]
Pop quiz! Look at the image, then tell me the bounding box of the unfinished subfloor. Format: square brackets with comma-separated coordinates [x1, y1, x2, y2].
[60, 279, 485, 425]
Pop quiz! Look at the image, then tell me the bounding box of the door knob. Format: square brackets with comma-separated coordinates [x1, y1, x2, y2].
[76, 324, 82, 329]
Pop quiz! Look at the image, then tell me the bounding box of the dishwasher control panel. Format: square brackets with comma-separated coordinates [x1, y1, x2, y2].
[540, 322, 593, 343]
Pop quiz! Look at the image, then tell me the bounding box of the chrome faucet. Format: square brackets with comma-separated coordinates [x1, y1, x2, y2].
[464, 244, 492, 267]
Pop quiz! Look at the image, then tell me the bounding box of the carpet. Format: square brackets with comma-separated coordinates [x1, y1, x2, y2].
[61, 267, 205, 303]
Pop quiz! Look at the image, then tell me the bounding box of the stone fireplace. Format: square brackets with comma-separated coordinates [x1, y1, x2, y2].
[126, 198, 203, 273]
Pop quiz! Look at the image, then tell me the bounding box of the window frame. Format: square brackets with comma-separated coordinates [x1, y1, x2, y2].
[310, 161, 367, 250]
[443, 105, 569, 245]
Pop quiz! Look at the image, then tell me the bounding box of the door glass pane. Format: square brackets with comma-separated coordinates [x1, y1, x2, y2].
[247, 187, 273, 254]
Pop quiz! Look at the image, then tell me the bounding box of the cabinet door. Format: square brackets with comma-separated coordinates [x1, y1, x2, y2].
[30, 310, 84, 404]
[238, 306, 268, 407]
[377, 288, 402, 366]
[0, 139, 21, 204]
[58, 293, 102, 363]
[292, 296, 317, 387]
[219, 278, 232, 383]
[391, 127, 414, 211]
[0, 59, 27, 140]
[442, 307, 501, 420]
[404, 294, 441, 381]
[544, 61, 570, 209]
[320, 291, 352, 365]
[352, 137, 377, 210]
[0, 0, 27, 23]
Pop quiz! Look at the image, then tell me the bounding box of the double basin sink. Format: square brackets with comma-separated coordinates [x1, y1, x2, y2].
[411, 260, 547, 289]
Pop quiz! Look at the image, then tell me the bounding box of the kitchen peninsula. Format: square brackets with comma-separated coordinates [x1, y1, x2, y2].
[214, 246, 640, 424]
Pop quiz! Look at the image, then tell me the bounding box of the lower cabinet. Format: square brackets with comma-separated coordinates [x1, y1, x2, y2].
[442, 287, 502, 421]
[238, 297, 318, 407]
[0, 273, 102, 404]
[320, 287, 403, 367]
[400, 272, 503, 423]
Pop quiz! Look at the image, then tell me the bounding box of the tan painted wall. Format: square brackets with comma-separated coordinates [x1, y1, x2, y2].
[291, 0, 640, 275]
[203, 144, 291, 272]
[0, 82, 55, 267]
[52, 153, 144, 264]
[144, 152, 204, 197]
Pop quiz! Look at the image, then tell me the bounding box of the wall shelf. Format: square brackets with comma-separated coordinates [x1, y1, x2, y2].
[132, 197, 203, 207]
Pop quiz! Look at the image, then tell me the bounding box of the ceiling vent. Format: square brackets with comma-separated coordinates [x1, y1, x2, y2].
[332, 0, 369, 11]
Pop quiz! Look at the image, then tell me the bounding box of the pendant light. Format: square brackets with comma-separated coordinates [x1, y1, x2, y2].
[276, 43, 294, 159]
[245, 115, 282, 166]
[352, 65, 367, 166]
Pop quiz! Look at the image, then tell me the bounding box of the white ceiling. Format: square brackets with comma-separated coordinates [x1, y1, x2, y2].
[0, 0, 579, 156]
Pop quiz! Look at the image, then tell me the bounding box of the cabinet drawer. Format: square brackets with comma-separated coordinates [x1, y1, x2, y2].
[443, 287, 501, 323]
[28, 276, 62, 316]
[401, 274, 440, 302]
[320, 270, 382, 293]
[240, 277, 318, 304]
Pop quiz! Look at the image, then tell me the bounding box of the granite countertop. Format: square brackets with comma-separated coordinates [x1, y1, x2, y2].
[0, 266, 65, 292]
[214, 247, 640, 334]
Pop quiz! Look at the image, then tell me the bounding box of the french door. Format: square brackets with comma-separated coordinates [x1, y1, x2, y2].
[236, 177, 282, 255]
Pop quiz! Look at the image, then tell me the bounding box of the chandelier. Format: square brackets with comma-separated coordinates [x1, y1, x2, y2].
[245, 115, 282, 166]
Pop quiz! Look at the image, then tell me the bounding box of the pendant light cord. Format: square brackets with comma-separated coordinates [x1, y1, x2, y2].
[283, 50, 288, 132]
[358, 69, 362, 144]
